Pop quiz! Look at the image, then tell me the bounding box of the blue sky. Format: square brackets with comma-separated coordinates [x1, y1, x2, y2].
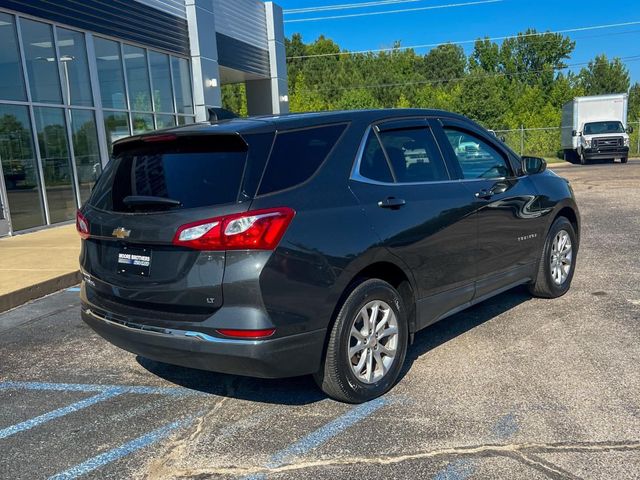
[275, 0, 640, 82]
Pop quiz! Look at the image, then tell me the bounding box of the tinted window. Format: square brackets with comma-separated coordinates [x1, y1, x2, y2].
[21, 19, 62, 104]
[258, 124, 346, 195]
[89, 136, 247, 212]
[94, 38, 127, 109]
[57, 28, 93, 107]
[444, 128, 511, 179]
[359, 132, 394, 183]
[0, 14, 27, 101]
[378, 127, 448, 183]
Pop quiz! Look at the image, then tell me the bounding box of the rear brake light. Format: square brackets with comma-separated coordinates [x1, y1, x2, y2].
[173, 207, 295, 251]
[216, 328, 276, 338]
[76, 210, 90, 240]
[142, 134, 177, 142]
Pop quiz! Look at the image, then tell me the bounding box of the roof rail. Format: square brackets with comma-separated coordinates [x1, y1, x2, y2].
[208, 107, 238, 122]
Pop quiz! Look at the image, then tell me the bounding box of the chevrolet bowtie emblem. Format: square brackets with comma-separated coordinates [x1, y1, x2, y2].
[112, 227, 131, 239]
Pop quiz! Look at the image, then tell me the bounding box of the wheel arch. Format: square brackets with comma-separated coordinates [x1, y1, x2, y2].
[318, 258, 418, 372]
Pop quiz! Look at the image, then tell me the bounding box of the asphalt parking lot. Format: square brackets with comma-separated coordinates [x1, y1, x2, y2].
[1, 159, 639, 480]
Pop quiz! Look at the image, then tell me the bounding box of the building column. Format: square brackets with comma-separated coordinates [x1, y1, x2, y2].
[186, 0, 222, 122]
[246, 2, 289, 116]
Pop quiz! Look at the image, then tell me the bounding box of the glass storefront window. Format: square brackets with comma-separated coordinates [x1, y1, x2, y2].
[70, 110, 101, 204]
[171, 56, 193, 115]
[0, 13, 27, 101]
[94, 38, 127, 110]
[33, 107, 76, 223]
[124, 45, 152, 112]
[57, 28, 93, 107]
[104, 112, 130, 155]
[149, 51, 174, 113]
[20, 19, 63, 104]
[177, 116, 196, 126]
[155, 115, 176, 130]
[0, 105, 45, 231]
[132, 113, 154, 135]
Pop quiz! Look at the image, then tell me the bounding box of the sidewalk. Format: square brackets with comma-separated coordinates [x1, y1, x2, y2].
[0, 224, 81, 312]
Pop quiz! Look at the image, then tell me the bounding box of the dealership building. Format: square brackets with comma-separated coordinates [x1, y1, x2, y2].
[0, 0, 288, 236]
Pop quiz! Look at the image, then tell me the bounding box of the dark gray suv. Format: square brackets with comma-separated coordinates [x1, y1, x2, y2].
[79, 109, 580, 403]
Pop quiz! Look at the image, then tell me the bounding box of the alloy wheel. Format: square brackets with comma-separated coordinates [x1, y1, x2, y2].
[348, 300, 399, 384]
[550, 229, 573, 285]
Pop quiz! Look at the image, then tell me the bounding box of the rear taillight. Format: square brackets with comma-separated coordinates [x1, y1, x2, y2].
[216, 328, 276, 339]
[173, 207, 295, 251]
[76, 210, 90, 240]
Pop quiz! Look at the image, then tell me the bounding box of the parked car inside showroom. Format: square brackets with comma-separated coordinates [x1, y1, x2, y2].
[78, 109, 580, 403]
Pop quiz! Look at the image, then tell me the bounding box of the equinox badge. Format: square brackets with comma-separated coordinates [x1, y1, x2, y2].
[112, 227, 131, 239]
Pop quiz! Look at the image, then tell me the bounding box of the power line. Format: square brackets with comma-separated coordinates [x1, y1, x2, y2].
[284, 0, 502, 23]
[284, 0, 431, 15]
[286, 20, 640, 58]
[296, 54, 640, 93]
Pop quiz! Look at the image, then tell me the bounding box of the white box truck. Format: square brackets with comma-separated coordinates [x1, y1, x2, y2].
[561, 93, 633, 164]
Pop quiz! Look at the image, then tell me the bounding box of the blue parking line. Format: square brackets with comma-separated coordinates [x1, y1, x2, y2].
[243, 396, 390, 479]
[66, 287, 81, 292]
[0, 388, 123, 440]
[0, 381, 205, 397]
[48, 417, 193, 480]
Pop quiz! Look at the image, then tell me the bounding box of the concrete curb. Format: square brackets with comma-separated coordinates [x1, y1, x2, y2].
[0, 271, 81, 313]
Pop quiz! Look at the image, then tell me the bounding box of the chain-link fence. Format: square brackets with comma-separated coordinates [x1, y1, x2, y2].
[493, 121, 640, 159]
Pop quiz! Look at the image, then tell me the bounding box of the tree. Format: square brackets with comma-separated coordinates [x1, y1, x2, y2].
[629, 82, 640, 121]
[422, 44, 466, 83]
[579, 54, 631, 95]
[499, 29, 575, 86]
[469, 38, 500, 73]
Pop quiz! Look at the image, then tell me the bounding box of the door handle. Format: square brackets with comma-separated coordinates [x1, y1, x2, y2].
[475, 183, 508, 200]
[378, 197, 406, 209]
[474, 189, 494, 199]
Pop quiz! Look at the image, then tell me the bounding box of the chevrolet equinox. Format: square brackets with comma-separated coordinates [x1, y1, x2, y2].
[79, 109, 580, 403]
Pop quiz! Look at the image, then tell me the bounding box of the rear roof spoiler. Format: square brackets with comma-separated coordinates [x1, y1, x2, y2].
[208, 107, 238, 122]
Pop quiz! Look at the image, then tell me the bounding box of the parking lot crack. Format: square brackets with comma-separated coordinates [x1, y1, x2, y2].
[164, 439, 640, 478]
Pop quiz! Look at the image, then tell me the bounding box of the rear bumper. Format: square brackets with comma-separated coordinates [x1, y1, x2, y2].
[584, 147, 629, 160]
[81, 307, 326, 379]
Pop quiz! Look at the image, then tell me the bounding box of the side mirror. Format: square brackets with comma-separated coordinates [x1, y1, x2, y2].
[571, 130, 577, 137]
[627, 125, 634, 134]
[521, 156, 547, 175]
[499, 135, 506, 142]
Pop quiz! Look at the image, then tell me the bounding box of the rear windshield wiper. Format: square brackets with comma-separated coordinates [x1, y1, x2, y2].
[123, 195, 182, 208]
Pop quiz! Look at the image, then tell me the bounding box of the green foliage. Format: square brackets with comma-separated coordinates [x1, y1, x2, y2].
[579, 54, 631, 95]
[221, 29, 637, 158]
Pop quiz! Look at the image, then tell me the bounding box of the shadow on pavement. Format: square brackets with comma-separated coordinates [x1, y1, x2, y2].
[400, 285, 533, 380]
[138, 286, 533, 405]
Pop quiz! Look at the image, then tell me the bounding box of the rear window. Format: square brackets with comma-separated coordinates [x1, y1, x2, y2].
[257, 124, 346, 195]
[88, 135, 247, 212]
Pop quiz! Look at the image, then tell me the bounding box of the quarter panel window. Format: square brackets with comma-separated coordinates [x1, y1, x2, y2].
[258, 124, 346, 195]
[378, 127, 448, 183]
[444, 128, 511, 179]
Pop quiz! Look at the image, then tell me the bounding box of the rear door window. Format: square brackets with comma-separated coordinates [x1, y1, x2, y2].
[377, 127, 449, 183]
[258, 124, 346, 195]
[88, 135, 247, 212]
[359, 131, 394, 183]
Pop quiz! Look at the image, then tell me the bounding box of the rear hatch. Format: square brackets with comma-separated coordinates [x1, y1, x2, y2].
[80, 133, 252, 320]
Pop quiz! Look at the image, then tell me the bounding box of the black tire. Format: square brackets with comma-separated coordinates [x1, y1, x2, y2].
[314, 279, 409, 403]
[579, 152, 587, 165]
[563, 150, 577, 164]
[529, 217, 578, 298]
[621, 157, 628, 164]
